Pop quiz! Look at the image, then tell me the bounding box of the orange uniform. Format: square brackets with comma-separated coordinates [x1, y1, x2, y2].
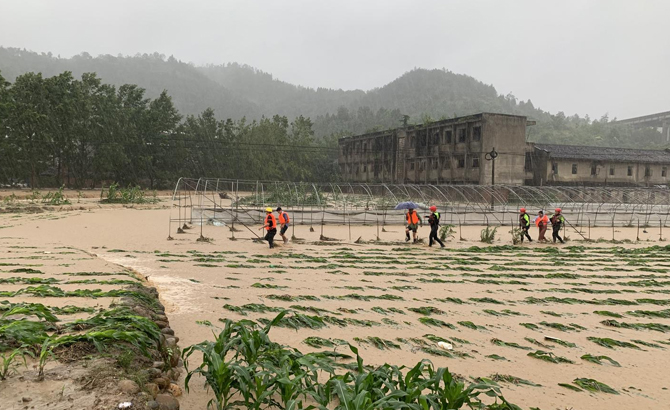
[265, 213, 277, 231]
[406, 211, 419, 225]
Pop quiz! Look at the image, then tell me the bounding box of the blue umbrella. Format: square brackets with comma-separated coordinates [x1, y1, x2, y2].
[395, 201, 420, 210]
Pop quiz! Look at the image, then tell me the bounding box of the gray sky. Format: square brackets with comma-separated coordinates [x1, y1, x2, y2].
[1, 0, 668, 119]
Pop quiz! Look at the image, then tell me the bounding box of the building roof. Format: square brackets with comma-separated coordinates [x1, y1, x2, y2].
[534, 143, 670, 164]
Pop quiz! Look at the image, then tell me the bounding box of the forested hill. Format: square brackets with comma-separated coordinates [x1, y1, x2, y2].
[199, 63, 555, 136]
[0, 48, 550, 130]
[0, 48, 259, 120]
[0, 47, 663, 147]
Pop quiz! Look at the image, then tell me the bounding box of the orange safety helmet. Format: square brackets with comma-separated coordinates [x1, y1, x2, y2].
[430, 205, 437, 212]
[555, 208, 562, 213]
[520, 208, 526, 213]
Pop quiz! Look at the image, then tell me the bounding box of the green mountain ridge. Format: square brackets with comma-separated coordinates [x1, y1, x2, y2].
[0, 47, 663, 147]
[0, 47, 549, 128]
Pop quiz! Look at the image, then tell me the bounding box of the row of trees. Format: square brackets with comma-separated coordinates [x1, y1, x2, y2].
[0, 71, 338, 189]
[1, 49, 664, 151]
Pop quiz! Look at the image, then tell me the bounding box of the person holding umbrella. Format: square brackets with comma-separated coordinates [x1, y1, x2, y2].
[405, 207, 422, 243]
[395, 202, 423, 243]
[427, 205, 445, 248]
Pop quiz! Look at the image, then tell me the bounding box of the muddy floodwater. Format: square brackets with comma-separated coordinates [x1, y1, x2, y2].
[2, 203, 670, 409]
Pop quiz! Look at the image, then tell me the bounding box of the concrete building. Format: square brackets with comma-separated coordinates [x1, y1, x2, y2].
[338, 113, 530, 185]
[612, 110, 670, 142]
[530, 143, 670, 187]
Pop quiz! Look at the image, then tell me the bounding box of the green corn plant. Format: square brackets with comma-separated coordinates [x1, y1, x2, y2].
[440, 224, 456, 241]
[0, 319, 49, 347]
[480, 226, 498, 244]
[231, 363, 277, 410]
[42, 186, 70, 205]
[580, 354, 620, 367]
[1, 302, 59, 322]
[272, 357, 309, 409]
[572, 378, 618, 394]
[183, 312, 521, 410]
[424, 367, 475, 409]
[37, 337, 55, 381]
[0, 347, 30, 380]
[182, 318, 243, 410]
[527, 350, 574, 364]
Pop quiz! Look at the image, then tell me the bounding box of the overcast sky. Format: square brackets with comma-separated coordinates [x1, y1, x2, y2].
[1, 0, 668, 119]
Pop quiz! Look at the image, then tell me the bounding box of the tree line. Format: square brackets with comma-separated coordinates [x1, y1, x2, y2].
[0, 71, 338, 189]
[1, 49, 665, 152]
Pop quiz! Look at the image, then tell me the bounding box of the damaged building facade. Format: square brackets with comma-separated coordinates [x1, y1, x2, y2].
[338, 113, 530, 185]
[338, 112, 670, 187]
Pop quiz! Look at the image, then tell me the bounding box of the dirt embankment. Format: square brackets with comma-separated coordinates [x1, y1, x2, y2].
[0, 236, 184, 410]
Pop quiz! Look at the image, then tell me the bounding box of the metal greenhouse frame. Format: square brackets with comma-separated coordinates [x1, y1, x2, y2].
[169, 178, 670, 236]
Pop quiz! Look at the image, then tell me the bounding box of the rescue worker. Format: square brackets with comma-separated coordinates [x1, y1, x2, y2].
[536, 210, 549, 242]
[427, 205, 445, 248]
[405, 208, 422, 243]
[277, 206, 290, 244]
[550, 208, 565, 244]
[259, 207, 277, 249]
[519, 208, 532, 243]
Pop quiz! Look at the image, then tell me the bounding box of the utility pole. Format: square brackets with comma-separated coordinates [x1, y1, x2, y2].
[485, 148, 498, 210]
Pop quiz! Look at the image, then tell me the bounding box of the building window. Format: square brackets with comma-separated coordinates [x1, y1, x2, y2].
[410, 137, 415, 149]
[591, 164, 597, 176]
[628, 166, 633, 176]
[663, 167, 667, 177]
[524, 152, 533, 172]
[419, 160, 426, 171]
[457, 157, 465, 168]
[457, 129, 466, 143]
[433, 132, 440, 145]
[609, 166, 615, 176]
[445, 130, 452, 144]
[473, 126, 481, 142]
[362, 143, 367, 153]
[645, 166, 651, 177]
[552, 162, 558, 174]
[442, 157, 451, 169]
[433, 159, 439, 169]
[410, 162, 415, 171]
[472, 157, 480, 168]
[572, 164, 578, 174]
[363, 165, 367, 172]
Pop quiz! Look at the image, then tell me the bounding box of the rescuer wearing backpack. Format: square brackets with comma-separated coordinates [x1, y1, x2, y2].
[427, 205, 445, 248]
[550, 208, 565, 244]
[519, 208, 532, 243]
[259, 207, 277, 249]
[277, 207, 290, 244]
[405, 208, 422, 243]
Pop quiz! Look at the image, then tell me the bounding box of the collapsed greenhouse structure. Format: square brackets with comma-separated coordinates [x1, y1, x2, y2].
[169, 178, 670, 237]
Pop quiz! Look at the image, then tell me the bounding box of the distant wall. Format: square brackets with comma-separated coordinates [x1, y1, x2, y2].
[541, 159, 670, 186]
[480, 114, 528, 185]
